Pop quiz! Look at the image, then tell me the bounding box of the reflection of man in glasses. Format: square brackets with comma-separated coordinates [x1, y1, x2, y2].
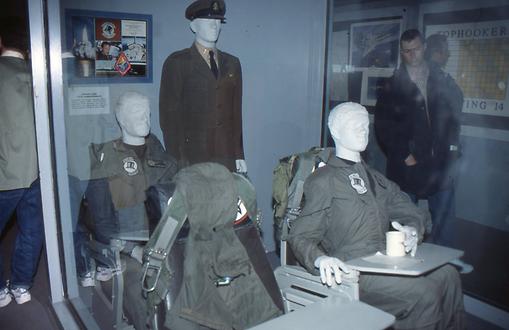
[374, 29, 470, 272]
[96, 41, 112, 60]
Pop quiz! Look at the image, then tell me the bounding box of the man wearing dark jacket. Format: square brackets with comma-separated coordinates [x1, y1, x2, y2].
[375, 30, 468, 269]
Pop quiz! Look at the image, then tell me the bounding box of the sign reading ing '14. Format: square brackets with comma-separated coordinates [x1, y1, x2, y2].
[426, 20, 509, 118]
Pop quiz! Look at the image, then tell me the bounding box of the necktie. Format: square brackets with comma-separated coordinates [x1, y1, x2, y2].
[209, 50, 218, 79]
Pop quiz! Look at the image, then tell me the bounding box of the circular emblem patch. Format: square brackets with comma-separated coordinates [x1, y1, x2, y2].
[234, 198, 249, 225]
[101, 22, 116, 39]
[122, 157, 139, 176]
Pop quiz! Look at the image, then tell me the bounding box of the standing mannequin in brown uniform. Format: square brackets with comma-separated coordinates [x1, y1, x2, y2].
[159, 0, 246, 172]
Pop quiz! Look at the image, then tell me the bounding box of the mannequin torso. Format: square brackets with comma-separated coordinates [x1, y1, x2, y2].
[288, 102, 463, 329]
[86, 92, 177, 241]
[159, 15, 244, 171]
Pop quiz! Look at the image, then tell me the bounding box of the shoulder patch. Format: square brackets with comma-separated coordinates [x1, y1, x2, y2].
[348, 173, 367, 194]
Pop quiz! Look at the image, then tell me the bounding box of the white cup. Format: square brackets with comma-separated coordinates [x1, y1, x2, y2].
[386, 231, 406, 257]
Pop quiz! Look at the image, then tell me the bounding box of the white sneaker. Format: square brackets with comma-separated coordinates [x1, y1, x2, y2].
[95, 266, 114, 282]
[79, 272, 96, 287]
[11, 287, 31, 304]
[0, 287, 12, 307]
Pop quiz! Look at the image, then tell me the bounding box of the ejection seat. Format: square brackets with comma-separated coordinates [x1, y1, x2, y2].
[271, 147, 354, 312]
[142, 162, 395, 330]
[141, 163, 283, 329]
[79, 193, 151, 330]
[79, 162, 282, 330]
[270, 147, 464, 327]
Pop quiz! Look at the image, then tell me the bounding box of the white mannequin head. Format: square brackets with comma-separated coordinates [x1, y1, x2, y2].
[190, 18, 222, 48]
[115, 91, 150, 146]
[328, 102, 369, 163]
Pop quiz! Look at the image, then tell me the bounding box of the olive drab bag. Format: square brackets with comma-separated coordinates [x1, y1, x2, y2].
[272, 147, 334, 263]
[142, 163, 282, 329]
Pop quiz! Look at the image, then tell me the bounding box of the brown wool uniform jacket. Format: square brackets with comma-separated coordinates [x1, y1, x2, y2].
[159, 45, 244, 171]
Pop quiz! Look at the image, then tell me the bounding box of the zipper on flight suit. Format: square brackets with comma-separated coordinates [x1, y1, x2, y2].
[355, 163, 386, 248]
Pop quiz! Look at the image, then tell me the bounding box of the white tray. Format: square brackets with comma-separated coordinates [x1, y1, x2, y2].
[345, 243, 463, 276]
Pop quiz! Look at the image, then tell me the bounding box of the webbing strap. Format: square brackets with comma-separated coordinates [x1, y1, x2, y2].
[282, 148, 334, 240]
[287, 155, 314, 210]
[142, 191, 187, 293]
[152, 216, 181, 259]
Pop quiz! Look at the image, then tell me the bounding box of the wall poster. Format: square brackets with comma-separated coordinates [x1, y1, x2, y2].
[426, 20, 509, 118]
[65, 9, 152, 83]
[360, 69, 393, 106]
[349, 19, 402, 69]
[347, 18, 402, 108]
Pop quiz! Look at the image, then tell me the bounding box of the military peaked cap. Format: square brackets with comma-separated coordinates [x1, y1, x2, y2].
[185, 0, 226, 21]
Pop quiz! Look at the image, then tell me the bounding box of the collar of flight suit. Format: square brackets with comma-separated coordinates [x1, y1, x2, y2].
[327, 155, 364, 168]
[111, 135, 159, 162]
[112, 137, 145, 152]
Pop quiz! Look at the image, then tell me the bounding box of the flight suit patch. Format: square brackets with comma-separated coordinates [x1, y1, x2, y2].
[123, 157, 139, 176]
[349, 173, 367, 194]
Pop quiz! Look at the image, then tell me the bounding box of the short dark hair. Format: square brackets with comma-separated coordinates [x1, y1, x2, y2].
[0, 16, 29, 52]
[424, 34, 448, 60]
[101, 41, 111, 48]
[400, 29, 424, 45]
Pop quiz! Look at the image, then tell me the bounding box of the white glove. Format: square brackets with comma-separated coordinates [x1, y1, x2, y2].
[235, 159, 248, 173]
[314, 256, 351, 287]
[392, 221, 418, 257]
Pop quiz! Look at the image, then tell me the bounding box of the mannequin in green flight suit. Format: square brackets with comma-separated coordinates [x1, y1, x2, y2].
[82, 91, 176, 284]
[288, 102, 464, 330]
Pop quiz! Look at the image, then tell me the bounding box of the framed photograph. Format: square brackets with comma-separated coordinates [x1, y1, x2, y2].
[360, 69, 393, 106]
[350, 19, 402, 69]
[65, 9, 152, 83]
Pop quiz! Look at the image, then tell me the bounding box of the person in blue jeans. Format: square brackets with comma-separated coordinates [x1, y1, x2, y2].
[0, 17, 44, 307]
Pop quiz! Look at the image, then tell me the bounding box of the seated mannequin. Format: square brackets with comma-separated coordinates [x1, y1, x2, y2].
[288, 102, 464, 329]
[81, 91, 177, 282]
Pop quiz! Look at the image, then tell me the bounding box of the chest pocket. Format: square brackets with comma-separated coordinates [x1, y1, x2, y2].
[108, 169, 147, 210]
[183, 71, 210, 114]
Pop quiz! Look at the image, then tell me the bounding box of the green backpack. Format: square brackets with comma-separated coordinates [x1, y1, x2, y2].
[272, 147, 334, 260]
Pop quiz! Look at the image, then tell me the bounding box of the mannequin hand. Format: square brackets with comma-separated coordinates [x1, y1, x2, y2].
[235, 159, 248, 173]
[314, 256, 350, 286]
[392, 221, 418, 257]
